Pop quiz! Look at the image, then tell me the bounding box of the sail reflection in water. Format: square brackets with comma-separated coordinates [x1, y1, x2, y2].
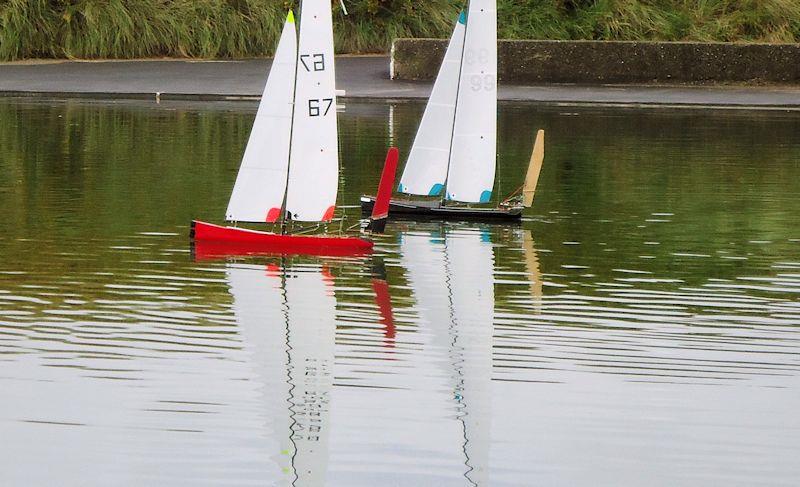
[227, 262, 335, 485]
[400, 226, 500, 485]
[221, 226, 541, 486]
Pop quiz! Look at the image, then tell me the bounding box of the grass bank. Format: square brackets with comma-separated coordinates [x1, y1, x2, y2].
[1, 0, 799, 61]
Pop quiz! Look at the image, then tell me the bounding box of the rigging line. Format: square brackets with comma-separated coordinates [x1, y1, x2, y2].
[496, 116, 502, 205]
[442, 3, 470, 207]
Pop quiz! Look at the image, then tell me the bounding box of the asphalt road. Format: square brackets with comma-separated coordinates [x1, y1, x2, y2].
[2, 55, 799, 108]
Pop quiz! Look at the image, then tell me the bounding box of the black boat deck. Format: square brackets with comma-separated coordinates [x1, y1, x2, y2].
[360, 196, 523, 221]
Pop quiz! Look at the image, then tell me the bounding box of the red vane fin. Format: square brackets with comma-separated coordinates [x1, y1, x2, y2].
[372, 147, 399, 220]
[368, 147, 399, 232]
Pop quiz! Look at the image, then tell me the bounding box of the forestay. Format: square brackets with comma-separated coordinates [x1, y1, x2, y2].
[445, 0, 498, 203]
[398, 13, 466, 197]
[285, 0, 339, 222]
[226, 12, 297, 223]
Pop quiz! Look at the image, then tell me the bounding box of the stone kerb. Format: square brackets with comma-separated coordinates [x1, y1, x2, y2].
[391, 39, 800, 84]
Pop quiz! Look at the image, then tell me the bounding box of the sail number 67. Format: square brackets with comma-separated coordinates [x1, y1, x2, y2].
[308, 98, 334, 117]
[300, 54, 326, 72]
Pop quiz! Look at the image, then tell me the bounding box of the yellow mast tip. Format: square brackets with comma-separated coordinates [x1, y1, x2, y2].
[287, 10, 295, 24]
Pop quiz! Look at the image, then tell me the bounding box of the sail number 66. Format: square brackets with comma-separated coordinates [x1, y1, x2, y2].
[308, 98, 334, 117]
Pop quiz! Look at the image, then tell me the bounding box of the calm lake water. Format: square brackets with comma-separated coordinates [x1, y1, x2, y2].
[0, 97, 799, 486]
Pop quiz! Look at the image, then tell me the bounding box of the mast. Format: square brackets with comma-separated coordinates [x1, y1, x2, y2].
[280, 7, 302, 234]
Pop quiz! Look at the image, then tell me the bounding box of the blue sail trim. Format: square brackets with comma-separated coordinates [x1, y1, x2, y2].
[429, 183, 445, 196]
[479, 190, 492, 203]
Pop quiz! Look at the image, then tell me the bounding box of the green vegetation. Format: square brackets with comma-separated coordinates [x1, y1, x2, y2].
[0, 0, 456, 60]
[498, 0, 800, 43]
[1, 1, 799, 61]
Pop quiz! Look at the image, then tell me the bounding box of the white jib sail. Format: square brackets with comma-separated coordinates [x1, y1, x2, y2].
[398, 13, 467, 197]
[226, 12, 297, 223]
[445, 0, 498, 203]
[285, 0, 339, 222]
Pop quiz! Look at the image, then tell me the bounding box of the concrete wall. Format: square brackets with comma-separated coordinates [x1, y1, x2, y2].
[391, 39, 800, 84]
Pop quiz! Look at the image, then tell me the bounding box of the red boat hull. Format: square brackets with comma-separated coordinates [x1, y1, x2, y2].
[191, 221, 373, 258]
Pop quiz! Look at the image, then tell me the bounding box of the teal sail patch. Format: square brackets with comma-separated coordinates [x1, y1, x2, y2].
[397, 183, 406, 193]
[458, 10, 467, 25]
[429, 183, 445, 196]
[479, 190, 492, 203]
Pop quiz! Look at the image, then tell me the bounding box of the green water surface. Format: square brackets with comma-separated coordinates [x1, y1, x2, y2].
[0, 97, 798, 487]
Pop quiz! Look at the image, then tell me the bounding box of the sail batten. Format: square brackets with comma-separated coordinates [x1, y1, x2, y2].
[226, 13, 297, 223]
[285, 0, 339, 222]
[445, 0, 498, 203]
[398, 13, 467, 196]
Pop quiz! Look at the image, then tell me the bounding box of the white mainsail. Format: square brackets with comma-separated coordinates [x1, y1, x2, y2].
[285, 0, 340, 222]
[446, 0, 498, 203]
[398, 13, 467, 197]
[226, 12, 297, 223]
